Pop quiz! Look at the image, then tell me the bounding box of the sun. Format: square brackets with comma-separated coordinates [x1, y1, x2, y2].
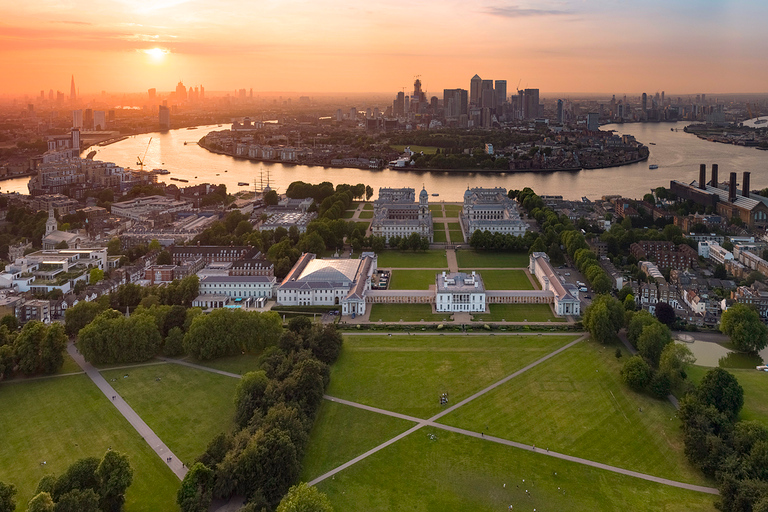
[143, 48, 169, 62]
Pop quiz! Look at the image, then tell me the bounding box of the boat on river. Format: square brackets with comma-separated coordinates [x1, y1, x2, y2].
[170, 177, 189, 183]
[649, 164, 659, 169]
[238, 182, 249, 186]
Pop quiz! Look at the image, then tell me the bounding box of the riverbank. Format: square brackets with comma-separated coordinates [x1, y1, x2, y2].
[0, 171, 35, 182]
[199, 140, 650, 175]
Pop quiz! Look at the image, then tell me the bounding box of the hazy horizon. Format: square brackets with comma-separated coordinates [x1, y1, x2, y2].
[2, 0, 768, 97]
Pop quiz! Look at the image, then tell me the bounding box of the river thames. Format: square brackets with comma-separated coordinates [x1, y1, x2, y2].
[1, 121, 766, 201]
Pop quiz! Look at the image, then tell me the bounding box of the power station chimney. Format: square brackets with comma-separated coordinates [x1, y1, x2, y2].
[729, 172, 737, 203]
[743, 171, 751, 197]
[699, 164, 706, 190]
[711, 164, 718, 188]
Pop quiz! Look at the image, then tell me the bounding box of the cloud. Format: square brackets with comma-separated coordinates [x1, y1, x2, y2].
[484, 5, 570, 17]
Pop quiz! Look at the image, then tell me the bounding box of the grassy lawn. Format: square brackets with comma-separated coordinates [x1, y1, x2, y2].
[0, 375, 179, 511]
[462, 269, 533, 290]
[368, 304, 449, 323]
[429, 205, 444, 217]
[301, 400, 415, 481]
[342, 210, 355, 219]
[317, 426, 715, 512]
[433, 230, 447, 243]
[439, 340, 707, 485]
[327, 334, 578, 419]
[377, 250, 447, 268]
[432, 221, 444, 231]
[687, 366, 768, 426]
[449, 230, 464, 243]
[447, 222, 461, 230]
[389, 269, 436, 290]
[363, 203, 373, 211]
[355, 221, 370, 232]
[473, 303, 562, 322]
[444, 204, 463, 216]
[456, 250, 529, 268]
[59, 353, 82, 374]
[183, 353, 264, 376]
[358, 210, 374, 219]
[390, 145, 440, 155]
[101, 364, 239, 463]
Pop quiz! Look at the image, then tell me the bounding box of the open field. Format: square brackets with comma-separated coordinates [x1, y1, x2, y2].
[456, 250, 530, 268]
[316, 426, 716, 512]
[327, 334, 578, 419]
[444, 205, 463, 215]
[687, 365, 768, 426]
[390, 145, 440, 155]
[473, 303, 562, 322]
[433, 230, 447, 243]
[447, 222, 461, 230]
[183, 352, 265, 375]
[449, 230, 464, 243]
[368, 304, 450, 323]
[389, 269, 436, 290]
[429, 205, 444, 217]
[439, 340, 707, 485]
[301, 399, 415, 481]
[358, 210, 373, 219]
[363, 203, 373, 210]
[102, 364, 239, 463]
[377, 250, 448, 268]
[461, 269, 533, 290]
[0, 375, 179, 511]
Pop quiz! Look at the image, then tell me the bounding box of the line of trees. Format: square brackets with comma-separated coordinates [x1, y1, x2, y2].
[179, 317, 340, 512]
[0, 450, 133, 512]
[0, 320, 67, 382]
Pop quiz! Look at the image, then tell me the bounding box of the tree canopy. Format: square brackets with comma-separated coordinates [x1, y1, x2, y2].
[721, 303, 768, 353]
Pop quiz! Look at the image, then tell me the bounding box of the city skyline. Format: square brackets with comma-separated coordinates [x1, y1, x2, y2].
[1, 0, 768, 96]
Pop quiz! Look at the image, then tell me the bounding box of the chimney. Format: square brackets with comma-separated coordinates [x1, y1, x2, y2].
[699, 164, 706, 189]
[743, 171, 751, 197]
[711, 164, 718, 188]
[729, 172, 737, 203]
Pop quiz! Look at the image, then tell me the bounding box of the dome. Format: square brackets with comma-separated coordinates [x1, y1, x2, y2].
[464, 187, 473, 200]
[420, 186, 429, 200]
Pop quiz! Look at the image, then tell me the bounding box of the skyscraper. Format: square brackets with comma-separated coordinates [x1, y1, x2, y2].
[443, 89, 468, 117]
[176, 81, 187, 101]
[159, 105, 170, 129]
[494, 80, 507, 111]
[393, 91, 405, 116]
[642, 92, 647, 112]
[72, 110, 83, 129]
[480, 80, 494, 109]
[70, 75, 76, 102]
[556, 99, 564, 123]
[523, 89, 539, 119]
[148, 88, 156, 102]
[470, 75, 482, 107]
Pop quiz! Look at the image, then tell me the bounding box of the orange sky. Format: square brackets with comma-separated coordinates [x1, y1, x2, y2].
[1, 0, 767, 96]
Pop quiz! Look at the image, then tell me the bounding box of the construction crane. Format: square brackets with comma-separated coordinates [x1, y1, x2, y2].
[136, 137, 152, 171]
[516, 79, 522, 93]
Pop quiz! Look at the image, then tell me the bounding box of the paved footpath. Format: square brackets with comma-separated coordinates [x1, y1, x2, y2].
[67, 343, 188, 480]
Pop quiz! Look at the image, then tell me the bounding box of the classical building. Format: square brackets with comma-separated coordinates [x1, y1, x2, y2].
[529, 252, 580, 317]
[276, 253, 376, 316]
[461, 187, 528, 239]
[198, 275, 276, 299]
[42, 210, 87, 250]
[371, 187, 433, 242]
[435, 271, 486, 312]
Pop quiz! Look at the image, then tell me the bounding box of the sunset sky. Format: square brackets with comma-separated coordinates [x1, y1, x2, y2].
[1, 0, 766, 96]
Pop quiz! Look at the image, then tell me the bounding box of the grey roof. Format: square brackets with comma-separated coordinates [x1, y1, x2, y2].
[201, 275, 274, 284]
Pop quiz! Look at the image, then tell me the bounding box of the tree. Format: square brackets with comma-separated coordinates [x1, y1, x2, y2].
[156, 250, 172, 265]
[636, 321, 672, 368]
[0, 315, 18, 331]
[54, 489, 99, 512]
[96, 450, 133, 512]
[78, 311, 162, 364]
[177, 463, 214, 512]
[148, 239, 162, 252]
[276, 483, 333, 512]
[582, 295, 623, 344]
[654, 302, 676, 327]
[89, 268, 104, 285]
[106, 238, 121, 256]
[264, 190, 279, 206]
[626, 310, 656, 346]
[365, 186, 373, 200]
[14, 321, 47, 375]
[721, 303, 768, 353]
[65, 301, 107, 337]
[27, 493, 54, 512]
[234, 371, 270, 429]
[0, 482, 16, 512]
[623, 294, 636, 311]
[162, 327, 185, 357]
[659, 342, 695, 389]
[40, 323, 66, 375]
[697, 367, 744, 420]
[713, 263, 727, 279]
[53, 457, 100, 501]
[621, 356, 652, 391]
